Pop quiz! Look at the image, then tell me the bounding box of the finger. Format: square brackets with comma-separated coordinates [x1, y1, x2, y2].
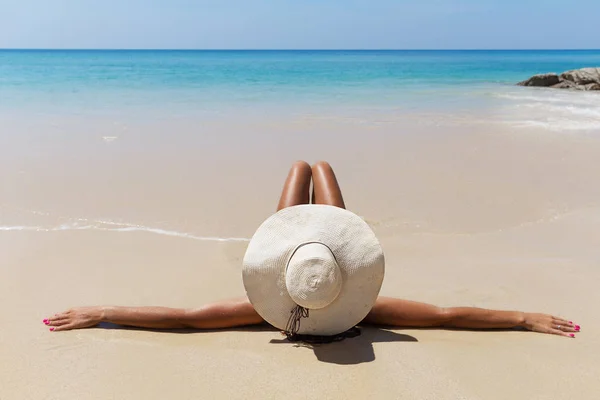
[47, 318, 71, 327]
[52, 323, 77, 332]
[43, 317, 66, 326]
[551, 319, 572, 328]
[553, 318, 580, 331]
[48, 313, 69, 322]
[548, 328, 575, 338]
[553, 317, 573, 326]
[559, 325, 577, 332]
[552, 324, 577, 332]
[46, 316, 69, 325]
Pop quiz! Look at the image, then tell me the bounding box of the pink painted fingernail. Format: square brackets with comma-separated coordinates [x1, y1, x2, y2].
[569, 321, 573, 324]
[44, 321, 49, 325]
[43, 319, 48, 323]
[49, 328, 55, 332]
[569, 334, 575, 338]
[575, 325, 580, 331]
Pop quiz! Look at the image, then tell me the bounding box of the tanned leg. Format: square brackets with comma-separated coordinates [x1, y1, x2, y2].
[277, 161, 312, 211]
[311, 161, 346, 208]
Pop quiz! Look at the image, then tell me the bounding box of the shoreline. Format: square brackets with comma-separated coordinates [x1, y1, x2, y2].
[2, 68, 600, 398]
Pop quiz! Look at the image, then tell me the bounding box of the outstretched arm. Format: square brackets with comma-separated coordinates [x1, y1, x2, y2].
[44, 297, 264, 332]
[364, 297, 580, 338]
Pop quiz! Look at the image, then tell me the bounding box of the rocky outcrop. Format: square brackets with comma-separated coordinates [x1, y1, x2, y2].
[551, 80, 578, 89]
[560, 68, 600, 85]
[517, 67, 600, 91]
[517, 73, 560, 87]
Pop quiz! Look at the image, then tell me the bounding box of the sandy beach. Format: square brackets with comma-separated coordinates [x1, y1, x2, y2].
[2, 111, 600, 399]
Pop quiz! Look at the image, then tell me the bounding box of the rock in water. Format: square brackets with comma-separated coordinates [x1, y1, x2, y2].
[551, 80, 579, 89]
[588, 83, 600, 91]
[560, 68, 600, 85]
[518, 67, 600, 91]
[517, 73, 560, 87]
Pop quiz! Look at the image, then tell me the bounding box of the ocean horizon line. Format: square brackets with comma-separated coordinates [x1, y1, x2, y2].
[1, 48, 600, 52]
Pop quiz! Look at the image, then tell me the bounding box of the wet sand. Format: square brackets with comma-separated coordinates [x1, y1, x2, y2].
[1, 112, 599, 399]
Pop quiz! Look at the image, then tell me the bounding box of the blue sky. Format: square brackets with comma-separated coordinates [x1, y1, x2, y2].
[1, 0, 598, 49]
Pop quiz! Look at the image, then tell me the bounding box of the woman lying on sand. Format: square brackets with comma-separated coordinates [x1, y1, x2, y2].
[44, 161, 580, 340]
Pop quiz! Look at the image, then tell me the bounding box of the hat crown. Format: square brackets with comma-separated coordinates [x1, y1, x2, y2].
[285, 243, 342, 310]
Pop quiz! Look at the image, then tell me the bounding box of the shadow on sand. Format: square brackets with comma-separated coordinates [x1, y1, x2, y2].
[95, 323, 417, 365]
[269, 327, 418, 365]
[96, 322, 275, 334]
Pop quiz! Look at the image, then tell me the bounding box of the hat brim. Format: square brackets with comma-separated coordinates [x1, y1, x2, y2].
[242, 205, 385, 335]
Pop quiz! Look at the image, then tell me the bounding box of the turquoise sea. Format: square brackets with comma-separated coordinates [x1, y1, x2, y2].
[1, 50, 600, 129]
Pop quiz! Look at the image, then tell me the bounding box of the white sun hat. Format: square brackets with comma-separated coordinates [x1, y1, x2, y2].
[242, 204, 385, 336]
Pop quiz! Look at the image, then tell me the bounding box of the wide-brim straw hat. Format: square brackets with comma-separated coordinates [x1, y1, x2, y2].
[242, 204, 385, 336]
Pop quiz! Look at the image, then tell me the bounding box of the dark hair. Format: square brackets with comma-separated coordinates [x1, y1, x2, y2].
[284, 304, 361, 344]
[283, 326, 361, 344]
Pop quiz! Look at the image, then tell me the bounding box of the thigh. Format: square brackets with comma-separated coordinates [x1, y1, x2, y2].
[277, 161, 312, 211]
[311, 161, 346, 209]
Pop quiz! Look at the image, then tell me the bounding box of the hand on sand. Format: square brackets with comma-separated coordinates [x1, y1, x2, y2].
[522, 313, 580, 338]
[43, 307, 104, 332]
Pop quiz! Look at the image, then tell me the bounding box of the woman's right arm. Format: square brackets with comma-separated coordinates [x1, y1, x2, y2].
[44, 297, 264, 332]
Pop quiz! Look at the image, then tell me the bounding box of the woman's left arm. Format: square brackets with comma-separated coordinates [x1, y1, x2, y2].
[364, 297, 580, 338]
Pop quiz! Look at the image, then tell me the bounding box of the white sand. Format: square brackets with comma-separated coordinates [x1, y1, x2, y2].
[1, 113, 599, 399]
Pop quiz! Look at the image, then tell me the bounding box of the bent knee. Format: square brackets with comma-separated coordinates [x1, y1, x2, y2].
[312, 160, 333, 172]
[291, 160, 311, 172]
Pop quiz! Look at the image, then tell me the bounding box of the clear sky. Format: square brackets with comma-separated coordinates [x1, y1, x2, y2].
[1, 0, 598, 49]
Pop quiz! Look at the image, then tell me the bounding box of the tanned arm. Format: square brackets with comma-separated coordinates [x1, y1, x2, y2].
[364, 297, 580, 338]
[45, 296, 581, 338]
[44, 297, 264, 332]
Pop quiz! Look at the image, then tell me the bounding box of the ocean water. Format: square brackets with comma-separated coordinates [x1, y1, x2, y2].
[2, 50, 600, 241]
[1, 49, 600, 129]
